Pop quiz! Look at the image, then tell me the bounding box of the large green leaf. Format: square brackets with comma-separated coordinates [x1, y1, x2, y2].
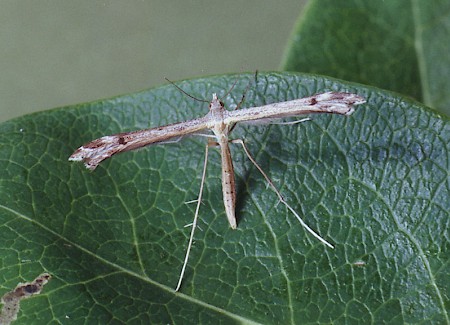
[281, 0, 450, 115]
[0, 72, 448, 324]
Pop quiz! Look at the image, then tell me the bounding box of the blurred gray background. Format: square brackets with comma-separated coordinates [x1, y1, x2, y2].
[0, 0, 306, 122]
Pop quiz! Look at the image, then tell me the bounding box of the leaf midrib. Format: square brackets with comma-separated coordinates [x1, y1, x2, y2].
[0, 203, 265, 325]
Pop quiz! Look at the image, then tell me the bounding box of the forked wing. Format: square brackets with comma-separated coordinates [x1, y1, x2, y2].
[224, 92, 365, 124]
[69, 116, 209, 170]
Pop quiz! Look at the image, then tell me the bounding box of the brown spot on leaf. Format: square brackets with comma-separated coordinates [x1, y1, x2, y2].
[0, 273, 51, 324]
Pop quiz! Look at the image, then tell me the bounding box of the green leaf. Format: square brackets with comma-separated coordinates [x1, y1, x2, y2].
[281, 0, 450, 116]
[0, 72, 448, 324]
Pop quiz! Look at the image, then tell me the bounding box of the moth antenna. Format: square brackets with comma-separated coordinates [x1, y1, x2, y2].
[219, 75, 240, 101]
[165, 77, 209, 103]
[254, 69, 259, 85]
[234, 71, 256, 111]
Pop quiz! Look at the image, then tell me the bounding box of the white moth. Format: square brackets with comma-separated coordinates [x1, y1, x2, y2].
[69, 87, 365, 291]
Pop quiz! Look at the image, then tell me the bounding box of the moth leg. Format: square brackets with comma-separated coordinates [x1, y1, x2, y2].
[231, 139, 334, 249]
[175, 144, 210, 291]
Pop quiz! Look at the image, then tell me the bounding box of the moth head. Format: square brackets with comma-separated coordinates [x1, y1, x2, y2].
[209, 93, 224, 111]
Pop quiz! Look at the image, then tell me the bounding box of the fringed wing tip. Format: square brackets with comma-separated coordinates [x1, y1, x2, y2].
[68, 147, 100, 171]
[319, 92, 366, 115]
